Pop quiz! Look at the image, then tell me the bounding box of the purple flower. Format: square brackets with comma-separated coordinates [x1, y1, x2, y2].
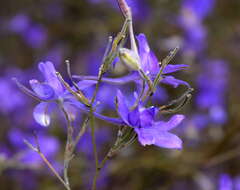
[76, 33, 189, 89]
[136, 33, 190, 88]
[116, 90, 184, 149]
[14, 61, 93, 127]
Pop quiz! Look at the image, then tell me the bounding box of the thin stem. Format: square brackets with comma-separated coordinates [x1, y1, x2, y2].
[40, 152, 71, 190]
[90, 107, 99, 190]
[92, 153, 110, 190]
[139, 69, 155, 97]
[129, 18, 138, 55]
[61, 106, 74, 189]
[153, 46, 179, 88]
[142, 47, 179, 101]
[90, 17, 130, 190]
[159, 88, 193, 114]
[56, 72, 90, 106]
[24, 139, 71, 190]
[73, 117, 89, 148]
[92, 127, 137, 189]
[117, 0, 131, 18]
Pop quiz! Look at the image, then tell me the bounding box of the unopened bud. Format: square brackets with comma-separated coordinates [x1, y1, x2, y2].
[119, 48, 140, 71]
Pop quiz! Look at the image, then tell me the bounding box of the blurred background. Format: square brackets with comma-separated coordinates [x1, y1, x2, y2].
[0, 0, 240, 189]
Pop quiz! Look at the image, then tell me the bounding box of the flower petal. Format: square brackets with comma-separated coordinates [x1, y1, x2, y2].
[137, 33, 159, 73]
[154, 114, 185, 131]
[163, 64, 189, 74]
[137, 33, 150, 53]
[33, 102, 51, 127]
[135, 127, 155, 146]
[38, 61, 63, 94]
[153, 131, 182, 149]
[139, 107, 156, 128]
[12, 77, 41, 101]
[116, 90, 130, 125]
[149, 51, 159, 73]
[128, 108, 140, 127]
[135, 127, 182, 149]
[161, 76, 190, 88]
[76, 80, 97, 90]
[29, 79, 55, 100]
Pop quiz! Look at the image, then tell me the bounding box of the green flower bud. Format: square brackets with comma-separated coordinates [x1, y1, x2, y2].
[119, 48, 140, 71]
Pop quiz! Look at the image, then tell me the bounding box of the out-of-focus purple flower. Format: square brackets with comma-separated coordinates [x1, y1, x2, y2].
[8, 14, 30, 34]
[21, 135, 60, 165]
[123, 0, 149, 20]
[196, 60, 228, 108]
[7, 14, 48, 49]
[183, 24, 207, 53]
[116, 90, 184, 149]
[14, 61, 93, 127]
[181, 0, 215, 21]
[8, 128, 27, 149]
[219, 174, 233, 190]
[23, 24, 47, 49]
[191, 113, 210, 130]
[179, 0, 215, 54]
[218, 174, 240, 190]
[78, 128, 111, 157]
[8, 128, 60, 165]
[235, 177, 240, 190]
[196, 60, 229, 124]
[0, 78, 26, 114]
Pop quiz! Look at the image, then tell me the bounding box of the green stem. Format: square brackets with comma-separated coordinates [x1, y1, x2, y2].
[90, 17, 130, 190]
[61, 106, 74, 189]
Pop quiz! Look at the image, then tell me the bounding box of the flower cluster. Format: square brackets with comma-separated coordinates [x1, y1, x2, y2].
[12, 0, 192, 189]
[15, 33, 190, 149]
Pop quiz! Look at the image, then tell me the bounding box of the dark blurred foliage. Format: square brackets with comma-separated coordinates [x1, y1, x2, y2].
[1, 0, 240, 190]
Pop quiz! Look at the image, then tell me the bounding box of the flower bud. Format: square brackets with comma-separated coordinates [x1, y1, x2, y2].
[119, 48, 140, 71]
